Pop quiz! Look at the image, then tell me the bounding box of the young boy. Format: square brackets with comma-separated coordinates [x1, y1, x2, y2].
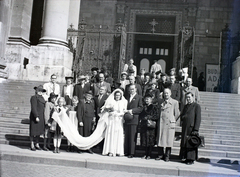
[43, 93, 58, 151]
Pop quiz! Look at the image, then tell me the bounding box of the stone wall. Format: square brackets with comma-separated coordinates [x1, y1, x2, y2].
[194, 0, 234, 78]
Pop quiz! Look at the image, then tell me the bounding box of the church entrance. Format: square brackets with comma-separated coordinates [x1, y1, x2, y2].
[135, 36, 174, 74]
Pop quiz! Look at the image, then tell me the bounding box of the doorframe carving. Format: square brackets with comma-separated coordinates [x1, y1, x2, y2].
[126, 9, 182, 69]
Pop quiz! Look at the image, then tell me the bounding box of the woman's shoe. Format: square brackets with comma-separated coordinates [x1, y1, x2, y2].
[53, 147, 57, 153]
[30, 146, 36, 151]
[155, 155, 163, 161]
[141, 155, 146, 159]
[43, 146, 49, 151]
[57, 147, 60, 153]
[66, 146, 70, 152]
[35, 145, 42, 150]
[108, 153, 113, 157]
[146, 156, 151, 160]
[165, 157, 170, 162]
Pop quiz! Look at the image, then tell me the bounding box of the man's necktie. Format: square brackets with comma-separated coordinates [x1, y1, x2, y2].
[53, 83, 55, 93]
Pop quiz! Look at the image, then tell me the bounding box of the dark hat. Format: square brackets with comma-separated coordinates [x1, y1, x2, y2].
[34, 85, 46, 92]
[65, 76, 73, 80]
[91, 67, 99, 72]
[124, 112, 133, 121]
[144, 93, 153, 98]
[144, 72, 151, 77]
[155, 70, 161, 75]
[186, 135, 201, 148]
[48, 93, 58, 101]
[85, 90, 93, 96]
[161, 72, 167, 77]
[128, 68, 135, 73]
[114, 79, 121, 85]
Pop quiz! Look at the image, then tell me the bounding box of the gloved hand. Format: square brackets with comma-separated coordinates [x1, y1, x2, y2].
[191, 130, 199, 136]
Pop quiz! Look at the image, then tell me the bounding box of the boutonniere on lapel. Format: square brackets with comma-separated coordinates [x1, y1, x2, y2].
[132, 98, 136, 101]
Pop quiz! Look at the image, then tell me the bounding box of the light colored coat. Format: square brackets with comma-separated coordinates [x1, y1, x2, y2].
[156, 98, 180, 147]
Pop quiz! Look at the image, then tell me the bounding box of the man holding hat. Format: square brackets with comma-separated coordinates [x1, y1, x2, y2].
[62, 76, 74, 105]
[73, 75, 91, 101]
[124, 84, 143, 158]
[179, 92, 201, 165]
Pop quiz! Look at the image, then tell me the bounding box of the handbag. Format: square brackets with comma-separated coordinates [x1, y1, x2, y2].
[147, 119, 156, 129]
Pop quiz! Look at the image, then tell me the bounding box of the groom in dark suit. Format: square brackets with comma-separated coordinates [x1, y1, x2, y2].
[124, 84, 143, 158]
[94, 86, 108, 123]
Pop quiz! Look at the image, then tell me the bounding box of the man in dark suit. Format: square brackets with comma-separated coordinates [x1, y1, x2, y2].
[124, 75, 142, 98]
[94, 86, 108, 123]
[168, 75, 181, 102]
[180, 77, 200, 111]
[73, 75, 91, 101]
[124, 84, 143, 158]
[180, 92, 201, 165]
[136, 68, 146, 87]
[93, 73, 111, 96]
[77, 90, 96, 154]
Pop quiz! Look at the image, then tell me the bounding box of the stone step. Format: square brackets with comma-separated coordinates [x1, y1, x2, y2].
[173, 141, 240, 152]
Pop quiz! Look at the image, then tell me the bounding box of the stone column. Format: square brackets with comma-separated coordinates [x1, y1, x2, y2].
[39, 0, 70, 47]
[231, 53, 240, 94]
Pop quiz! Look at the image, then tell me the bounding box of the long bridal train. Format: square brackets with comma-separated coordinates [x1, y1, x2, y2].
[52, 110, 108, 150]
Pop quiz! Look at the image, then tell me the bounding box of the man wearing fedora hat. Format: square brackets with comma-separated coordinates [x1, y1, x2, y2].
[43, 74, 60, 101]
[179, 92, 201, 165]
[62, 76, 74, 105]
[73, 75, 91, 101]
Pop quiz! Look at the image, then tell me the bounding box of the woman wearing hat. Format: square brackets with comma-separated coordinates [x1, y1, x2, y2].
[62, 76, 74, 105]
[120, 71, 129, 91]
[139, 93, 159, 159]
[145, 81, 160, 104]
[29, 85, 46, 151]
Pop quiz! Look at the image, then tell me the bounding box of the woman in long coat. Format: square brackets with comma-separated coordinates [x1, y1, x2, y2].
[156, 88, 180, 161]
[139, 93, 159, 159]
[29, 85, 46, 151]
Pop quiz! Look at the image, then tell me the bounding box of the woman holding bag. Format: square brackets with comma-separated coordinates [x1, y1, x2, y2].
[139, 93, 159, 159]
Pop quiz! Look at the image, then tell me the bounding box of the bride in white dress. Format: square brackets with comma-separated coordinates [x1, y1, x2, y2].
[52, 88, 127, 156]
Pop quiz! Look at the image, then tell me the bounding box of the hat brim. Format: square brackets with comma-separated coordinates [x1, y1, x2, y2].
[187, 135, 201, 148]
[124, 113, 133, 121]
[34, 87, 46, 92]
[65, 77, 73, 80]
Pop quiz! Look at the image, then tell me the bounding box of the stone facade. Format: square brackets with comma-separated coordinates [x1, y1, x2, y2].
[78, 0, 238, 82]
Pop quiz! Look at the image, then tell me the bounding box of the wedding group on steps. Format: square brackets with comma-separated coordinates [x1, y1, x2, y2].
[29, 62, 202, 165]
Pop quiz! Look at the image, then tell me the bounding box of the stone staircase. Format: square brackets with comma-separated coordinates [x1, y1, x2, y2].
[1, 80, 240, 160]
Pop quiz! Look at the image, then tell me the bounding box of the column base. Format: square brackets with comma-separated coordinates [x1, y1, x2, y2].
[231, 77, 240, 94]
[38, 37, 68, 48]
[5, 44, 73, 82]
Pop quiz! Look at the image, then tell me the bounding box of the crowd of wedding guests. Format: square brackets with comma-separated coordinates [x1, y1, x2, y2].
[29, 61, 201, 165]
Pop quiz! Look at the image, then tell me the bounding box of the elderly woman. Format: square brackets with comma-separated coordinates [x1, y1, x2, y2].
[145, 81, 160, 104]
[139, 93, 159, 159]
[29, 85, 46, 151]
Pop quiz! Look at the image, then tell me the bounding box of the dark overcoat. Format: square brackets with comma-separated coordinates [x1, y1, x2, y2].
[77, 99, 96, 137]
[168, 83, 181, 102]
[29, 94, 45, 136]
[180, 102, 201, 160]
[73, 83, 91, 101]
[139, 104, 159, 147]
[180, 102, 201, 147]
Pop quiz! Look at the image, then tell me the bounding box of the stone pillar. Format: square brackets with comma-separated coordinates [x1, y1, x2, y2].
[231, 53, 240, 94]
[8, 0, 33, 45]
[39, 0, 70, 47]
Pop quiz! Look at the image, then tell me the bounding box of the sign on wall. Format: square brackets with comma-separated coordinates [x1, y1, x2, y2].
[206, 64, 220, 92]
